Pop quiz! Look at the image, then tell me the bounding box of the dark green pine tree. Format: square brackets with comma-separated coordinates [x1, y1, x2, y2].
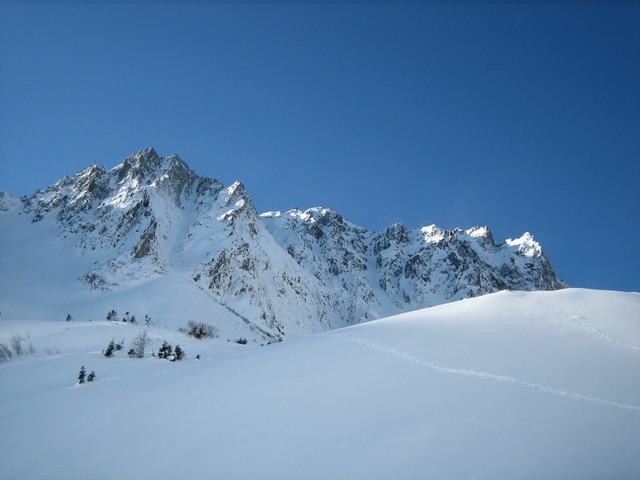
[78, 366, 86, 384]
[174, 345, 185, 361]
[158, 340, 173, 359]
[103, 340, 116, 357]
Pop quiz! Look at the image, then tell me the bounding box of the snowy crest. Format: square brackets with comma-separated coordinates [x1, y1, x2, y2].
[506, 232, 542, 257]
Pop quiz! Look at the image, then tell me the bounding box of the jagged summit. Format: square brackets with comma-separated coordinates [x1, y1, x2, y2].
[0, 148, 566, 341]
[126, 147, 163, 172]
[506, 231, 542, 256]
[110, 148, 199, 206]
[115, 148, 191, 182]
[217, 182, 258, 223]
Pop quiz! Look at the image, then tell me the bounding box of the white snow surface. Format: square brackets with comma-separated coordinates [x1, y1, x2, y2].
[1, 288, 639, 479]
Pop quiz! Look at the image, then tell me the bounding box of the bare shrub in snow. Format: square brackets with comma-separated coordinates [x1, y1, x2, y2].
[9, 333, 34, 356]
[0, 342, 12, 362]
[180, 320, 217, 339]
[129, 331, 151, 358]
[10, 335, 24, 356]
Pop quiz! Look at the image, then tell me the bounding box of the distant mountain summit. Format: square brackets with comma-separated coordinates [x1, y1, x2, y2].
[0, 148, 565, 341]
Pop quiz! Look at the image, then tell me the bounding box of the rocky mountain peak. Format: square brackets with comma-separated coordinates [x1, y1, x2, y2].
[506, 232, 542, 257]
[218, 181, 257, 222]
[110, 149, 200, 210]
[421, 224, 447, 243]
[385, 223, 411, 243]
[132, 147, 162, 170]
[112, 148, 160, 182]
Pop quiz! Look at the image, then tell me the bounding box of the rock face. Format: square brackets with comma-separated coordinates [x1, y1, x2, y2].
[260, 209, 565, 322]
[3, 148, 566, 340]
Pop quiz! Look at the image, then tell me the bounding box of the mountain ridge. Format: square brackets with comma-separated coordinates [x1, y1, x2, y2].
[0, 148, 566, 341]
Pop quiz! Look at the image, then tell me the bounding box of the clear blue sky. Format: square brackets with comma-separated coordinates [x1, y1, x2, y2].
[1, 1, 638, 292]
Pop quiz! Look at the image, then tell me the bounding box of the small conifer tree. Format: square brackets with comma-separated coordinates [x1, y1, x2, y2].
[103, 340, 116, 357]
[87, 371, 95, 382]
[174, 345, 185, 361]
[78, 366, 86, 384]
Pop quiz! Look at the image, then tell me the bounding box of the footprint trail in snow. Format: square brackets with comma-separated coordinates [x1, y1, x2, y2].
[334, 333, 640, 412]
[516, 292, 640, 352]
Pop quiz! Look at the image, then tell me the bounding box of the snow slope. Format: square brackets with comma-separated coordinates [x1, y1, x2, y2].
[1, 288, 638, 479]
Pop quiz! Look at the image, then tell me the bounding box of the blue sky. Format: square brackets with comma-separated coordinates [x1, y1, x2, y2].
[1, 1, 638, 292]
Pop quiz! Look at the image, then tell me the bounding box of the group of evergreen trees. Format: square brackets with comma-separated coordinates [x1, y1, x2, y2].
[102, 339, 124, 357]
[66, 311, 154, 325]
[157, 340, 185, 361]
[74, 309, 199, 384]
[104, 310, 154, 326]
[100, 334, 186, 361]
[77, 366, 95, 384]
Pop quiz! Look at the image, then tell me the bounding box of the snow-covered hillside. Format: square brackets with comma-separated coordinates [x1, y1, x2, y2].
[1, 289, 638, 479]
[0, 148, 565, 341]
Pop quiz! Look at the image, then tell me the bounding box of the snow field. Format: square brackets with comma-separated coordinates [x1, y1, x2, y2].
[1, 288, 639, 479]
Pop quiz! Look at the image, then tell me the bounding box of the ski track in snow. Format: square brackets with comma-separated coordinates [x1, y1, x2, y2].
[333, 333, 640, 412]
[516, 293, 640, 352]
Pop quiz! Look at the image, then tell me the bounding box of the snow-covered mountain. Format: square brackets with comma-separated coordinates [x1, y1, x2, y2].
[1, 289, 638, 479]
[0, 148, 565, 341]
[1, 149, 636, 478]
